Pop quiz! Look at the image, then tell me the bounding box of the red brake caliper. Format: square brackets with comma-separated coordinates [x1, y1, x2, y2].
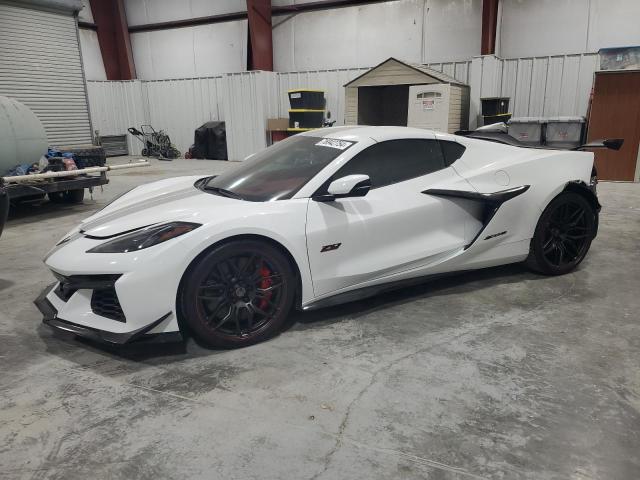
[258, 262, 273, 310]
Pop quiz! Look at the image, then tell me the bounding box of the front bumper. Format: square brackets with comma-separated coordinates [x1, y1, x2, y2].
[35, 282, 182, 345]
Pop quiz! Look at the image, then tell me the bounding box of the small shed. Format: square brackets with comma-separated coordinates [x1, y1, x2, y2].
[344, 57, 470, 133]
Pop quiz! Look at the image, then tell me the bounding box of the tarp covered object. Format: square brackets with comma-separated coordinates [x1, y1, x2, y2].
[192, 122, 228, 160]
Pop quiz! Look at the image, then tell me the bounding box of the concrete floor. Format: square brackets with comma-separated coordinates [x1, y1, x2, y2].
[1, 157, 639, 479]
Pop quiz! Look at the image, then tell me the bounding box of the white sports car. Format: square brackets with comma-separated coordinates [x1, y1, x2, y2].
[35, 126, 612, 348]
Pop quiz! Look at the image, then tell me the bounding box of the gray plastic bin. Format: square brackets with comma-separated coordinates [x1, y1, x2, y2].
[508, 117, 544, 145]
[545, 116, 585, 149]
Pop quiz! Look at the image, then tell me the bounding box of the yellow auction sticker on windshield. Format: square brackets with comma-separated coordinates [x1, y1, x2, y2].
[315, 138, 354, 150]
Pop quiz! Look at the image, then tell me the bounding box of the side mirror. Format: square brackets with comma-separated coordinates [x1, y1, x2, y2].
[326, 111, 332, 119]
[315, 174, 371, 202]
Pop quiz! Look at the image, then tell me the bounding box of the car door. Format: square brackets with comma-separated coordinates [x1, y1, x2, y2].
[305, 138, 482, 298]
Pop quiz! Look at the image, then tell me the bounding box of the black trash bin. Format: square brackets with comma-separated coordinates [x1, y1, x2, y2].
[481, 97, 511, 126]
[192, 121, 228, 160]
[481, 97, 510, 116]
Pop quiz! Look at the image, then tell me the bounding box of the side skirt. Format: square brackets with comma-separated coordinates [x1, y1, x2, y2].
[302, 269, 475, 311]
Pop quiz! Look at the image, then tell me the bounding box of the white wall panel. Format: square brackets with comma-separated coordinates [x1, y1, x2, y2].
[87, 81, 146, 154]
[145, 77, 223, 156]
[499, 0, 640, 58]
[130, 20, 247, 80]
[485, 54, 597, 122]
[124, 0, 246, 26]
[499, 0, 589, 58]
[587, 0, 640, 51]
[79, 29, 107, 81]
[87, 54, 597, 157]
[274, 0, 425, 71]
[425, 61, 471, 85]
[220, 72, 279, 160]
[423, 0, 481, 63]
[87, 72, 279, 160]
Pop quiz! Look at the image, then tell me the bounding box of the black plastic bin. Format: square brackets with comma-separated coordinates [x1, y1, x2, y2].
[289, 109, 324, 129]
[288, 90, 325, 110]
[481, 97, 510, 116]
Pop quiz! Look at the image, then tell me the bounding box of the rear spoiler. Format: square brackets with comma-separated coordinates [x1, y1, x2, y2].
[573, 139, 624, 151]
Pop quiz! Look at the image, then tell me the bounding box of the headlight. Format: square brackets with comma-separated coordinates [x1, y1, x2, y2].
[87, 222, 201, 253]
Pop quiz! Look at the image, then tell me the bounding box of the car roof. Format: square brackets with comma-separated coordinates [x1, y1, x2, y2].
[299, 125, 459, 143]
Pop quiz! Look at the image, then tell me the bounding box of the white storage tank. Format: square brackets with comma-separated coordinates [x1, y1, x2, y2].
[0, 96, 48, 174]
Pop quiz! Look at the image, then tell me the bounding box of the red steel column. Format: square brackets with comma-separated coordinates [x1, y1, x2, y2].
[481, 0, 499, 55]
[247, 0, 273, 71]
[90, 0, 136, 80]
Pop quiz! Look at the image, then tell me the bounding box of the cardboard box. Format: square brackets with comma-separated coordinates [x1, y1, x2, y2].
[267, 118, 289, 131]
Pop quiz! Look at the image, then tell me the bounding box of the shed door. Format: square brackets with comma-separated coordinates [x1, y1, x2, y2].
[587, 71, 640, 181]
[0, 3, 93, 147]
[407, 84, 450, 132]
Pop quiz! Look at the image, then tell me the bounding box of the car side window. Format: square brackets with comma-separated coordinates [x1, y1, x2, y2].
[440, 140, 466, 166]
[332, 139, 446, 189]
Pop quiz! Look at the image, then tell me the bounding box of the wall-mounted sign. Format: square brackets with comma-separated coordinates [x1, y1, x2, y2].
[599, 46, 640, 71]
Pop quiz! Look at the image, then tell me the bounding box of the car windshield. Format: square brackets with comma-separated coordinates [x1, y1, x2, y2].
[202, 135, 355, 201]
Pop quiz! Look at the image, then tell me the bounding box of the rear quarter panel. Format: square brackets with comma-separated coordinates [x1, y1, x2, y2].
[453, 139, 594, 242]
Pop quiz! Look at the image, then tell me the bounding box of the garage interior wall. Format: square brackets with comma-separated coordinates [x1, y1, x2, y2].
[87, 52, 597, 159]
[0, 1, 93, 147]
[87, 71, 279, 160]
[77, 0, 106, 80]
[79, 0, 640, 81]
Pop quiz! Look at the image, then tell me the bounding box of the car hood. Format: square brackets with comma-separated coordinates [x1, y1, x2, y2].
[79, 175, 240, 238]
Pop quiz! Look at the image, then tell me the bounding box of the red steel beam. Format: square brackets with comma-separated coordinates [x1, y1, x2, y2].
[481, 0, 499, 55]
[90, 0, 136, 80]
[247, 0, 273, 71]
[127, 0, 390, 33]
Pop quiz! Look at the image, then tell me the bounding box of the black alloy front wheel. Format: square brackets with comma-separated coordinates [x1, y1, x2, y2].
[181, 240, 296, 348]
[526, 192, 597, 275]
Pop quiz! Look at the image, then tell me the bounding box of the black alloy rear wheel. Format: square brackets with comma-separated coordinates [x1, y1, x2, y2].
[526, 192, 596, 275]
[181, 240, 295, 348]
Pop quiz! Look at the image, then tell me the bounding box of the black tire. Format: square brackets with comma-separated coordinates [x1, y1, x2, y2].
[49, 189, 84, 204]
[64, 189, 85, 204]
[141, 148, 149, 156]
[48, 191, 65, 204]
[526, 192, 597, 275]
[181, 240, 296, 348]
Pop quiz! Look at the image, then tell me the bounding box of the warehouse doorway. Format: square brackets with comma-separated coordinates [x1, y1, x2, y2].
[357, 85, 409, 126]
[587, 71, 640, 181]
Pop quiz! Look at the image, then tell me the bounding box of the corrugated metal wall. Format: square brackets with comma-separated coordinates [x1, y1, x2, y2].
[86, 81, 146, 155]
[469, 54, 598, 127]
[425, 61, 472, 85]
[145, 77, 223, 156]
[87, 72, 278, 160]
[500, 54, 598, 118]
[220, 72, 279, 160]
[87, 54, 598, 159]
[0, 2, 93, 147]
